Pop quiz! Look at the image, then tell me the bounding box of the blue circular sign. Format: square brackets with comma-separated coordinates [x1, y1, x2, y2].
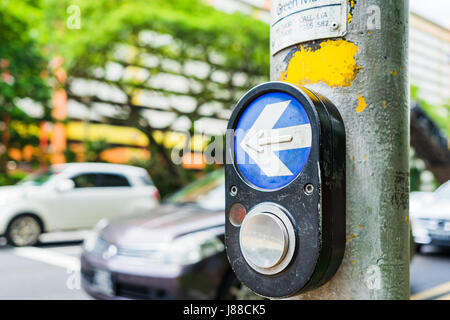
[234, 92, 312, 190]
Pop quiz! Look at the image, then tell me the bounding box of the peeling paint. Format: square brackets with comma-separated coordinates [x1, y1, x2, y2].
[347, 13, 352, 23]
[365, 265, 381, 290]
[356, 95, 367, 113]
[390, 70, 398, 76]
[347, 0, 356, 23]
[280, 39, 361, 88]
[382, 100, 387, 109]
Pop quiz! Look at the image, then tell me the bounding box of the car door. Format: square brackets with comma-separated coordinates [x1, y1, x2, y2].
[49, 172, 133, 230]
[93, 173, 134, 221]
[48, 173, 103, 230]
[69, 172, 135, 228]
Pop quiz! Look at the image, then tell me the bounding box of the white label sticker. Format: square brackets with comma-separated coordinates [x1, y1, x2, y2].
[271, 0, 348, 55]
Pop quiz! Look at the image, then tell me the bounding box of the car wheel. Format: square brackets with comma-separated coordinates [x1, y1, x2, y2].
[219, 272, 265, 300]
[6, 215, 41, 247]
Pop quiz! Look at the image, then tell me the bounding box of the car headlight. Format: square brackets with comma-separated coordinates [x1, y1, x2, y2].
[410, 218, 431, 244]
[129, 230, 224, 266]
[83, 231, 100, 252]
[83, 219, 110, 253]
[87, 227, 225, 265]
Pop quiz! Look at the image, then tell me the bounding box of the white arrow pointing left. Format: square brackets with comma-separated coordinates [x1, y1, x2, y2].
[240, 100, 312, 177]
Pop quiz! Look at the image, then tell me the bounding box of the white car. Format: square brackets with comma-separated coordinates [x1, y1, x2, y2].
[410, 180, 450, 252]
[0, 163, 160, 247]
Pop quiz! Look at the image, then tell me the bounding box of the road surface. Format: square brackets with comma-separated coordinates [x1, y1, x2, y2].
[0, 232, 448, 300]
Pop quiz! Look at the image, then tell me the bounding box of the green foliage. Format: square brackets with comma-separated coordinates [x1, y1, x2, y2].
[0, 0, 52, 175]
[410, 166, 421, 192]
[63, 147, 77, 163]
[84, 139, 111, 162]
[0, 0, 51, 115]
[0, 169, 28, 186]
[410, 84, 449, 191]
[144, 141, 197, 199]
[411, 84, 450, 137]
[41, 0, 269, 74]
[38, 0, 270, 193]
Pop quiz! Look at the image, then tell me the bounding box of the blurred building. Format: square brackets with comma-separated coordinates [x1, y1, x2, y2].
[408, 13, 450, 188]
[410, 13, 450, 106]
[207, 0, 270, 22]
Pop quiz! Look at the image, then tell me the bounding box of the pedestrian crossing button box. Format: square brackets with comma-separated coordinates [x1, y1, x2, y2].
[225, 81, 346, 298]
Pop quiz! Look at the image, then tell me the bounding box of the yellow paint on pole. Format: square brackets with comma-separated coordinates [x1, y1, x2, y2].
[280, 40, 361, 88]
[356, 95, 367, 113]
[347, 0, 355, 24]
[347, 13, 353, 23]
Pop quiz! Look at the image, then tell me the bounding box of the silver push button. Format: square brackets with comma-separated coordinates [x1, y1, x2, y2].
[239, 203, 296, 275]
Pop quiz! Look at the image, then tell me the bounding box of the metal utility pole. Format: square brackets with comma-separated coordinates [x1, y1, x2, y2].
[270, 0, 410, 299]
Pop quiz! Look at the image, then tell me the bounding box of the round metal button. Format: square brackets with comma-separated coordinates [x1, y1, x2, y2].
[240, 212, 287, 269]
[239, 203, 295, 275]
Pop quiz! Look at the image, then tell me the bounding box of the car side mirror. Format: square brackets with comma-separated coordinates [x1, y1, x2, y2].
[55, 179, 75, 192]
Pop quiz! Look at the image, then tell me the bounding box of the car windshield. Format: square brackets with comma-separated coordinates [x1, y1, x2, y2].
[168, 170, 225, 211]
[17, 169, 58, 186]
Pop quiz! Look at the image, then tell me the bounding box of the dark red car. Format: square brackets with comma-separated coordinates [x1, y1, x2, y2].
[80, 170, 260, 300]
